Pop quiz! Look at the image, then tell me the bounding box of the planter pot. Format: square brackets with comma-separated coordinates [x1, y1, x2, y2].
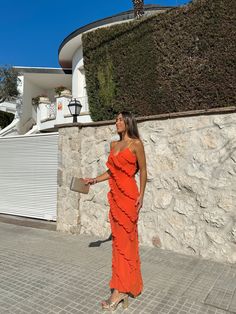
[32, 96, 50, 106]
[60, 89, 72, 97]
[55, 90, 72, 98]
[38, 96, 50, 104]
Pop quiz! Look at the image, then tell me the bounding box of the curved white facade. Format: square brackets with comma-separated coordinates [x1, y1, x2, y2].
[72, 46, 89, 114]
[60, 6, 170, 124]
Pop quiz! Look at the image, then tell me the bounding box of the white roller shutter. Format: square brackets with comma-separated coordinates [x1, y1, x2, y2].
[0, 133, 58, 221]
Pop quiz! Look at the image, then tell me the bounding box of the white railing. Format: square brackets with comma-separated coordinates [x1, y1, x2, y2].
[46, 103, 56, 120]
[37, 95, 90, 130]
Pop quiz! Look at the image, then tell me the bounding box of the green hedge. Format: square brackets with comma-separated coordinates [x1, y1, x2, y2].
[83, 0, 236, 121]
[0, 111, 14, 129]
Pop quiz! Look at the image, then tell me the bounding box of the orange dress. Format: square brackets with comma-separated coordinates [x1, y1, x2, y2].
[106, 147, 143, 297]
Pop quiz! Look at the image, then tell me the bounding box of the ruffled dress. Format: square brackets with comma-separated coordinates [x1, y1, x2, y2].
[106, 147, 143, 297]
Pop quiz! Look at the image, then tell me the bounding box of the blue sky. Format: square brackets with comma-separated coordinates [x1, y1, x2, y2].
[0, 0, 190, 68]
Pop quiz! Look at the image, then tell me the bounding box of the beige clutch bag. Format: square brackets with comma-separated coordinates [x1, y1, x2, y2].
[70, 177, 90, 194]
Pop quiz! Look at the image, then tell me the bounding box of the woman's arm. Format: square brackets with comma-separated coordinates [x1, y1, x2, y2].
[84, 141, 116, 185]
[95, 170, 111, 184]
[134, 140, 147, 212]
[84, 169, 110, 185]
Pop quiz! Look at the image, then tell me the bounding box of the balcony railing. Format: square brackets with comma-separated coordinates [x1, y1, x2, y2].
[63, 96, 89, 117]
[47, 103, 56, 120]
[38, 95, 89, 126]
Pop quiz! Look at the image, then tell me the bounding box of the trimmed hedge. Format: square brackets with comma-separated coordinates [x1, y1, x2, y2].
[83, 0, 236, 121]
[0, 110, 14, 129]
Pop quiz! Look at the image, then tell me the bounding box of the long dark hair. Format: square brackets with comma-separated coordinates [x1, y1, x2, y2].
[117, 111, 140, 141]
[117, 111, 140, 173]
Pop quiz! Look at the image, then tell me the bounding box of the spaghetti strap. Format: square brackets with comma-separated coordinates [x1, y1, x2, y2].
[127, 139, 134, 150]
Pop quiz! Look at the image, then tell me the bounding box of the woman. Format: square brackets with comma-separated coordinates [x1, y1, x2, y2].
[84, 111, 147, 311]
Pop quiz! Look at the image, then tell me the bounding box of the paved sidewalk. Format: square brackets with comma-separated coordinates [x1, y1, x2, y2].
[0, 221, 235, 314]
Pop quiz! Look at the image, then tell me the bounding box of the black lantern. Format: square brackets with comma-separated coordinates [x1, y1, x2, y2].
[68, 98, 82, 123]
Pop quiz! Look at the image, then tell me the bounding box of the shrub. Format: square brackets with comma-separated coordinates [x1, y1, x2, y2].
[83, 0, 236, 121]
[0, 111, 14, 129]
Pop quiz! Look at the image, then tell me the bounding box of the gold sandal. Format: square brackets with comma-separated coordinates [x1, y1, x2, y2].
[101, 293, 129, 311]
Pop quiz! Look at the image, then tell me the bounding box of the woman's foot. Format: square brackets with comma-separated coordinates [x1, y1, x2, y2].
[101, 290, 129, 311]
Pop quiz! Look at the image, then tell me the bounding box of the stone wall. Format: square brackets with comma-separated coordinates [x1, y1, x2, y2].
[57, 110, 236, 263]
[57, 127, 82, 234]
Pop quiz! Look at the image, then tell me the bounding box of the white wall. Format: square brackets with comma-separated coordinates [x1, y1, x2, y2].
[72, 46, 91, 118]
[18, 75, 24, 95]
[72, 47, 83, 98]
[20, 77, 45, 134]
[0, 102, 16, 115]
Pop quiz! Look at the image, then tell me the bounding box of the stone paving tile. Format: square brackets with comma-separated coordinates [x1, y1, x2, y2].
[142, 263, 197, 298]
[150, 297, 230, 314]
[205, 288, 235, 312]
[229, 290, 236, 313]
[204, 268, 236, 312]
[0, 222, 235, 314]
[182, 273, 221, 302]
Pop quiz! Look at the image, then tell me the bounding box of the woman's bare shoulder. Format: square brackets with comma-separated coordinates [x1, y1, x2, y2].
[132, 139, 144, 153]
[110, 140, 119, 150]
[133, 138, 143, 147]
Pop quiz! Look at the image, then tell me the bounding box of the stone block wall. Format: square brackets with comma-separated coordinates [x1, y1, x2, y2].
[57, 127, 82, 234]
[57, 110, 236, 263]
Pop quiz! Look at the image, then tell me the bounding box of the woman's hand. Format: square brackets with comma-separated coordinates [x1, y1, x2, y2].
[83, 178, 97, 185]
[135, 194, 143, 213]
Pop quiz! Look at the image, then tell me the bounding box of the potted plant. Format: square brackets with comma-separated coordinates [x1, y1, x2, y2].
[32, 95, 50, 106]
[54, 86, 71, 97]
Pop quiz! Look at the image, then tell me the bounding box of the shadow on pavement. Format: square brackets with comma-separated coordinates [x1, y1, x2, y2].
[89, 233, 112, 247]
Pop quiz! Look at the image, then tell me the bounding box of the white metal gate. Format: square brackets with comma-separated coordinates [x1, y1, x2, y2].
[0, 133, 58, 221]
